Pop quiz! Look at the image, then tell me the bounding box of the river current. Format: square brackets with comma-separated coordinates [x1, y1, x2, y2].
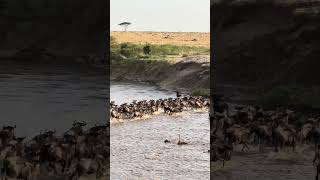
[110, 81, 210, 180]
[0, 60, 107, 137]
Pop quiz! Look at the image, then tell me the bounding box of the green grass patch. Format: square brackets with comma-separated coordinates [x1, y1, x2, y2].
[258, 86, 320, 110]
[192, 88, 210, 97]
[110, 36, 209, 62]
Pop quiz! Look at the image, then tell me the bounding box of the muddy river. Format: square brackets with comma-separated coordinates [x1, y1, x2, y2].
[0, 60, 107, 137]
[211, 145, 315, 180]
[211, 104, 316, 180]
[110, 82, 210, 180]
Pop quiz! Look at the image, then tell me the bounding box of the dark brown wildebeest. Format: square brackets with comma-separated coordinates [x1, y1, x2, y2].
[211, 143, 233, 167]
[272, 125, 297, 152]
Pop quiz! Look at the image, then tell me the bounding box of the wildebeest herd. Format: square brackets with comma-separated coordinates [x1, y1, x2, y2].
[110, 94, 210, 120]
[211, 102, 320, 178]
[0, 121, 109, 179]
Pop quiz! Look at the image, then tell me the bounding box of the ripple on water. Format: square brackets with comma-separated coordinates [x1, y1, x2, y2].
[0, 61, 107, 137]
[110, 82, 176, 105]
[110, 111, 210, 180]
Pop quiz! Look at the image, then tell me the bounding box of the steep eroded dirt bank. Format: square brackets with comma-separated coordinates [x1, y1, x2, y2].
[111, 56, 210, 92]
[212, 1, 320, 104]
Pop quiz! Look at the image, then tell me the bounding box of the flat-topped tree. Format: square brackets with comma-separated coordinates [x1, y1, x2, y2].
[118, 22, 131, 32]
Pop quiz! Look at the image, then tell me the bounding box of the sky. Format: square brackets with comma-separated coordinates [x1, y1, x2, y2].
[110, 0, 210, 32]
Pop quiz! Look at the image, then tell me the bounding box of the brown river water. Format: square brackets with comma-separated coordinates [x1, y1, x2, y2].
[110, 82, 210, 180]
[0, 60, 107, 137]
[211, 103, 316, 180]
[212, 146, 315, 180]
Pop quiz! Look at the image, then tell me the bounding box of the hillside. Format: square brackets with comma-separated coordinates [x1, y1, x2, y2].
[212, 0, 320, 105]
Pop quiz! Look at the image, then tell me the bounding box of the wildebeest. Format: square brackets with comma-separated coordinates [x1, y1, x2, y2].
[0, 122, 109, 179]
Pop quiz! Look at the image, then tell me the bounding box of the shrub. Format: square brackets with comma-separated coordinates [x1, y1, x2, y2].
[143, 44, 151, 55]
[192, 88, 210, 97]
[258, 87, 299, 108]
[109, 37, 209, 61]
[257, 86, 320, 109]
[119, 43, 141, 58]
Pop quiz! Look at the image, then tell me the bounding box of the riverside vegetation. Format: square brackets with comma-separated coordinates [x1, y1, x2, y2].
[110, 34, 210, 96]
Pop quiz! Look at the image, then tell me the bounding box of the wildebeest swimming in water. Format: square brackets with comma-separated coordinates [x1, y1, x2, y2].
[211, 104, 320, 173]
[212, 94, 229, 116]
[0, 121, 109, 179]
[211, 134, 233, 167]
[110, 94, 209, 121]
[314, 145, 320, 180]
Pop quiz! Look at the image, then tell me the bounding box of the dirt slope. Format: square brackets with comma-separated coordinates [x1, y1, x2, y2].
[111, 56, 210, 92]
[212, 1, 320, 101]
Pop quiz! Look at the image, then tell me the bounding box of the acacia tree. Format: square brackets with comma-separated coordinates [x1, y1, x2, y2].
[118, 22, 131, 32]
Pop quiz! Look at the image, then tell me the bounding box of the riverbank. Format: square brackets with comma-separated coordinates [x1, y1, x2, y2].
[0, 49, 107, 70]
[110, 30, 210, 93]
[111, 55, 210, 94]
[213, 0, 320, 108]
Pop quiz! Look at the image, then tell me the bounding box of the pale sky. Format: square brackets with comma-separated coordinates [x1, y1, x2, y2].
[110, 0, 210, 32]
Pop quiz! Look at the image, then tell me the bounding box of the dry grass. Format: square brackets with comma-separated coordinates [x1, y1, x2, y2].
[111, 31, 210, 48]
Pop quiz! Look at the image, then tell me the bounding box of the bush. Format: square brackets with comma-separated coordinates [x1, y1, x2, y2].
[258, 86, 320, 109]
[110, 36, 119, 59]
[109, 37, 209, 61]
[258, 87, 300, 107]
[143, 44, 151, 55]
[119, 43, 141, 58]
[192, 88, 210, 97]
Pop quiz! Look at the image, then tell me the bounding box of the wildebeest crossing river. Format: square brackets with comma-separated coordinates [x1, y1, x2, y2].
[110, 81, 210, 179]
